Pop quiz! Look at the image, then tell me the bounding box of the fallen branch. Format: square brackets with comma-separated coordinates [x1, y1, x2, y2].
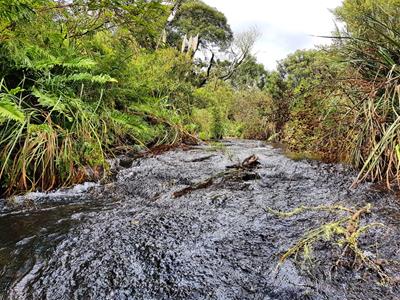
[266, 203, 391, 283]
[173, 178, 213, 198]
[188, 155, 216, 163]
[173, 155, 261, 198]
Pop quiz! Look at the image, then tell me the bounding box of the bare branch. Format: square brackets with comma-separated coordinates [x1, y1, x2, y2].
[219, 26, 261, 80]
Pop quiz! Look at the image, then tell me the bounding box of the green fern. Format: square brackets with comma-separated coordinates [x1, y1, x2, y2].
[66, 73, 118, 84]
[0, 0, 37, 24]
[62, 58, 97, 70]
[0, 95, 25, 123]
[31, 88, 69, 115]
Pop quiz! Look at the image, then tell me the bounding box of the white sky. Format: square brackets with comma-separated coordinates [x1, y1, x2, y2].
[203, 0, 343, 70]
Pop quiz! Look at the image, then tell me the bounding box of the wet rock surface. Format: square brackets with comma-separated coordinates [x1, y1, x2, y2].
[0, 140, 399, 299]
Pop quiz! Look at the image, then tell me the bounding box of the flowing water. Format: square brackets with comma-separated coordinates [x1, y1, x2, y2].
[0, 140, 399, 299]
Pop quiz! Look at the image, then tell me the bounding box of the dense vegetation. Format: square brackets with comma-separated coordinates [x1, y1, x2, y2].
[1, 0, 400, 196]
[275, 0, 400, 189]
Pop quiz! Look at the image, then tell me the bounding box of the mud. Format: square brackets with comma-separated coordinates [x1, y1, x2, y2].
[0, 140, 399, 299]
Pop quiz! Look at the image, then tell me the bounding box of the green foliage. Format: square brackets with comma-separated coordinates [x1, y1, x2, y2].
[168, 0, 233, 49]
[0, 89, 106, 195]
[211, 106, 224, 139]
[190, 79, 276, 141]
[264, 49, 355, 162]
[334, 0, 400, 43]
[126, 49, 194, 108]
[230, 89, 275, 139]
[192, 81, 234, 139]
[4, 0, 399, 196]
[191, 108, 212, 140]
[228, 55, 269, 90]
[0, 0, 196, 196]
[0, 96, 25, 123]
[261, 0, 400, 189]
[333, 1, 400, 188]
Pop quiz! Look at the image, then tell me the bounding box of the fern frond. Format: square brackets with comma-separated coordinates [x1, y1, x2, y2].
[66, 73, 118, 84]
[32, 88, 66, 112]
[62, 58, 97, 70]
[24, 45, 57, 70]
[31, 88, 73, 121]
[0, 94, 25, 123]
[90, 74, 118, 84]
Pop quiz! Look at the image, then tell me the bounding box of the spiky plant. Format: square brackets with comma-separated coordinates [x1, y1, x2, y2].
[336, 7, 400, 188]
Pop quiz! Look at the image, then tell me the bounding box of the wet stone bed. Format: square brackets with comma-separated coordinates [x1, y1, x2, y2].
[0, 140, 399, 299]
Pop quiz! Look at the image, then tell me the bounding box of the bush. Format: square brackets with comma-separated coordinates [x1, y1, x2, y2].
[191, 81, 234, 140]
[230, 89, 275, 139]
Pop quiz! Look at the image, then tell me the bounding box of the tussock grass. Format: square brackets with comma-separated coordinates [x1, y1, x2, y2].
[335, 10, 400, 189]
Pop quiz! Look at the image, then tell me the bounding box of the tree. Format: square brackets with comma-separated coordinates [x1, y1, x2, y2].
[218, 27, 261, 80]
[264, 49, 348, 141]
[227, 55, 269, 90]
[334, 0, 400, 36]
[264, 70, 288, 133]
[167, 0, 233, 51]
[0, 0, 50, 41]
[199, 27, 260, 87]
[62, 0, 169, 49]
[0, 0, 196, 195]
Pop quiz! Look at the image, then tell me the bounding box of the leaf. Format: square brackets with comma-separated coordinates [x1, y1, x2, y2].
[395, 144, 400, 162]
[8, 87, 25, 95]
[62, 73, 118, 84]
[62, 58, 97, 70]
[31, 88, 73, 121]
[28, 123, 52, 134]
[0, 95, 25, 123]
[90, 74, 118, 84]
[66, 73, 118, 84]
[32, 88, 66, 113]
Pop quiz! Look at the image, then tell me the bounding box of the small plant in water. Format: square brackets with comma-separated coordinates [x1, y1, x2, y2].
[265, 203, 391, 283]
[208, 141, 234, 161]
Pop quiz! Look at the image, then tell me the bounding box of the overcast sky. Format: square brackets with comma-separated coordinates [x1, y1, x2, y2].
[203, 0, 343, 70]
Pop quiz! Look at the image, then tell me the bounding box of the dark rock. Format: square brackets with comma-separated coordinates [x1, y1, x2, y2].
[119, 157, 134, 168]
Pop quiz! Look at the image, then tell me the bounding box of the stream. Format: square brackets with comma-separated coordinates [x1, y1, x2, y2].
[0, 140, 399, 299]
